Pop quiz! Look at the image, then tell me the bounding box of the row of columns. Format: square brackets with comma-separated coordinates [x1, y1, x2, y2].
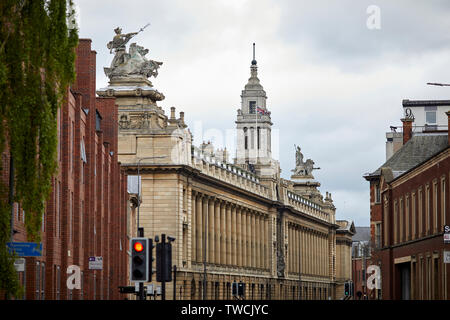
[287, 223, 329, 277]
[191, 191, 270, 270]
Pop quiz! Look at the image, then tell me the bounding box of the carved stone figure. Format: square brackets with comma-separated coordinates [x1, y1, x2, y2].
[295, 145, 304, 167]
[104, 26, 163, 80]
[291, 144, 319, 177]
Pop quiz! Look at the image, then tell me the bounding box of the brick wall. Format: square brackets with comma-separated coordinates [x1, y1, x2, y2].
[1, 39, 128, 300]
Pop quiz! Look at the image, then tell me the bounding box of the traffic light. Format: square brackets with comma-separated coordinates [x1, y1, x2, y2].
[350, 281, 354, 297]
[149, 238, 155, 281]
[156, 241, 172, 282]
[344, 282, 350, 296]
[130, 238, 149, 282]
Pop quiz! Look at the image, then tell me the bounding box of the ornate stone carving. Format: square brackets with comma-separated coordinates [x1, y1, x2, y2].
[291, 145, 319, 177]
[104, 27, 163, 80]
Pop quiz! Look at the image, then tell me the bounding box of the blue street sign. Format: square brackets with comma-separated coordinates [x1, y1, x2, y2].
[6, 242, 42, 257]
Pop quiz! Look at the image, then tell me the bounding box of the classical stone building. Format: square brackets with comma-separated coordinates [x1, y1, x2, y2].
[97, 33, 353, 300]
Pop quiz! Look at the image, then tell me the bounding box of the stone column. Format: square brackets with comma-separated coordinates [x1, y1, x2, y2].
[242, 208, 247, 268]
[209, 198, 216, 264]
[220, 202, 226, 265]
[237, 206, 242, 267]
[256, 213, 260, 269]
[226, 203, 232, 266]
[288, 225, 292, 273]
[322, 236, 325, 276]
[191, 192, 196, 263]
[251, 211, 256, 268]
[314, 232, 317, 276]
[214, 200, 220, 265]
[307, 231, 311, 275]
[264, 215, 268, 271]
[232, 204, 237, 266]
[197, 194, 203, 263]
[202, 195, 209, 264]
[292, 226, 299, 272]
[247, 209, 251, 268]
[300, 228, 304, 275]
[260, 214, 264, 270]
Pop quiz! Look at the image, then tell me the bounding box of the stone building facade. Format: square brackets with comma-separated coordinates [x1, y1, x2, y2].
[97, 38, 354, 300]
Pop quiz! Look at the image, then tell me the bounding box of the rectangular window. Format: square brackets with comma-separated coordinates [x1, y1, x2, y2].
[427, 257, 432, 299]
[399, 197, 404, 242]
[35, 262, 40, 300]
[412, 192, 416, 239]
[425, 106, 437, 124]
[442, 177, 446, 229]
[383, 195, 389, 246]
[405, 195, 410, 240]
[433, 180, 438, 233]
[375, 223, 381, 248]
[81, 200, 84, 246]
[426, 184, 430, 235]
[70, 192, 73, 243]
[394, 199, 398, 244]
[41, 262, 45, 300]
[249, 101, 256, 114]
[375, 184, 381, 203]
[418, 188, 423, 237]
[71, 121, 74, 172]
[56, 266, 60, 300]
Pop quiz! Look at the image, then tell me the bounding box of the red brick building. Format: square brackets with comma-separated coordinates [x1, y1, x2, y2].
[364, 110, 450, 300]
[2, 39, 129, 300]
[351, 227, 372, 299]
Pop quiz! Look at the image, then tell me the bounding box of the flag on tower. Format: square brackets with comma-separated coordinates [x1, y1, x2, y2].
[256, 107, 267, 115]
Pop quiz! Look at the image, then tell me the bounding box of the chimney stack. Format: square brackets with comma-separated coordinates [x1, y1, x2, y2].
[170, 107, 176, 120]
[401, 117, 414, 145]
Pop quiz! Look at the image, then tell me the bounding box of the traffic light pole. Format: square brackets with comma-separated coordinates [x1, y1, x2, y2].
[173, 265, 177, 300]
[161, 234, 166, 301]
[138, 227, 145, 301]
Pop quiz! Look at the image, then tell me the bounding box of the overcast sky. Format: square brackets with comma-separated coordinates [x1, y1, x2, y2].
[76, 0, 450, 226]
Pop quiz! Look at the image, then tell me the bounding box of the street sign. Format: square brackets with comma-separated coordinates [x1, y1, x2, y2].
[14, 258, 25, 272]
[444, 225, 450, 244]
[445, 234, 450, 244]
[88, 256, 103, 270]
[7, 242, 42, 257]
[444, 251, 450, 264]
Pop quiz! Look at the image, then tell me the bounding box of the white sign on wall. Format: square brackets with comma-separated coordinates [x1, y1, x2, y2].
[444, 251, 450, 264]
[89, 256, 103, 270]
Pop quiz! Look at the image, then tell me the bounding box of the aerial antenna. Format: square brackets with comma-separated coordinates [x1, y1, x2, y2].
[252, 43, 257, 65]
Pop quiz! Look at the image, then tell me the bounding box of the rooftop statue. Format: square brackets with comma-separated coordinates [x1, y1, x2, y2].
[291, 145, 320, 177]
[104, 25, 163, 80]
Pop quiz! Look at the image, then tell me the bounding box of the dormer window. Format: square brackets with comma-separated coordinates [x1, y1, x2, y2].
[249, 101, 256, 114]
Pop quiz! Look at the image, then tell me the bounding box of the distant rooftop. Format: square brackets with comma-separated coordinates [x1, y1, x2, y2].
[403, 99, 450, 107]
[352, 227, 370, 242]
[365, 134, 448, 179]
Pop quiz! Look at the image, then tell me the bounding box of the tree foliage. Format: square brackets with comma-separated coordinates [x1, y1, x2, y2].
[0, 0, 78, 297]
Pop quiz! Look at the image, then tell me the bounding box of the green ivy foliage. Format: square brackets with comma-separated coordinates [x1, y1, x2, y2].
[0, 0, 78, 298]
